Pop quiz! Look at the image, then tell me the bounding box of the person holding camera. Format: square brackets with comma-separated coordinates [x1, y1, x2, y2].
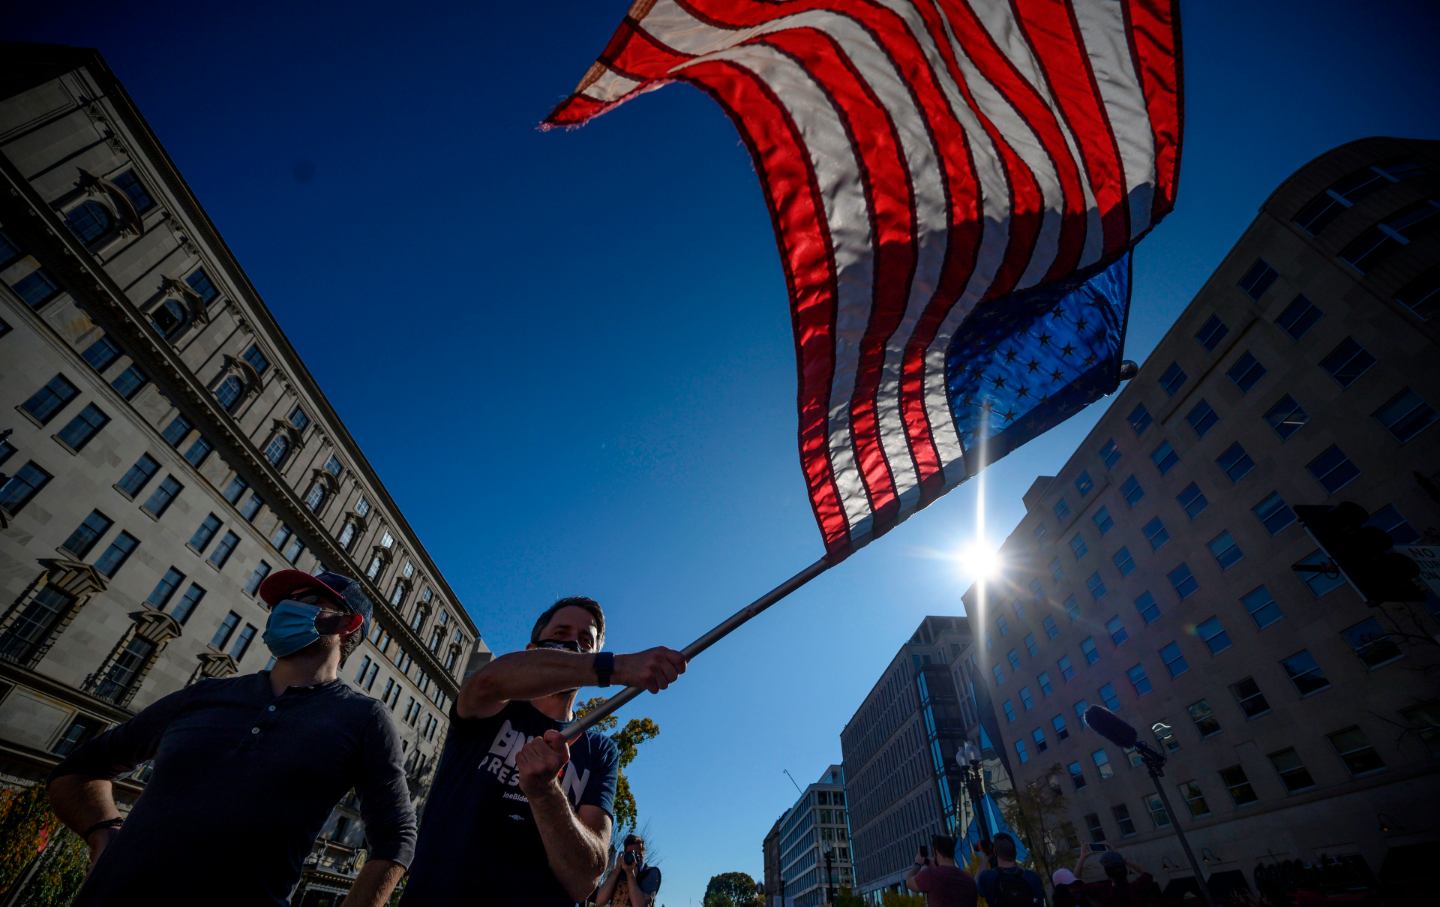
[47, 570, 415, 907]
[399, 597, 687, 906]
[596, 834, 662, 906]
[1076, 847, 1161, 907]
[905, 835, 978, 907]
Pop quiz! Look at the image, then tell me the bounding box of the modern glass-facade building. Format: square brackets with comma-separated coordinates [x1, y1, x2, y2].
[840, 616, 971, 900]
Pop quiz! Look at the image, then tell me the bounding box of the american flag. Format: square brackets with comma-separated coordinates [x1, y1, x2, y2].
[547, 0, 1182, 559]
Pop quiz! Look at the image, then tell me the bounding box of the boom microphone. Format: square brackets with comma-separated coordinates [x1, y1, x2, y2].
[1084, 706, 1138, 749]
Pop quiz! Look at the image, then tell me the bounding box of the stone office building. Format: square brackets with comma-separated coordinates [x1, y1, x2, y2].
[0, 45, 488, 904]
[839, 615, 971, 900]
[971, 137, 1439, 900]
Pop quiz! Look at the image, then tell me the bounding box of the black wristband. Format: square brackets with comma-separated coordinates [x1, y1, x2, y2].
[83, 817, 124, 840]
[594, 652, 615, 687]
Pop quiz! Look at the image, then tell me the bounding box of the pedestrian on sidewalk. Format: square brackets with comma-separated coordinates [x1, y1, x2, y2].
[976, 834, 1047, 907]
[1077, 848, 1161, 907]
[48, 570, 415, 907]
[905, 834, 979, 907]
[1052, 868, 1094, 907]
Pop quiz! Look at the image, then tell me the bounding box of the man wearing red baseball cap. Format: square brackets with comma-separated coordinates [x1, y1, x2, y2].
[48, 569, 416, 907]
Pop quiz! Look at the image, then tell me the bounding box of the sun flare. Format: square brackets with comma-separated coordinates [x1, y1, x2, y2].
[957, 539, 1003, 584]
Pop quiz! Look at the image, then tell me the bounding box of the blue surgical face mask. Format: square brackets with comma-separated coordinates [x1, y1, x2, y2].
[262, 600, 326, 658]
[534, 639, 584, 653]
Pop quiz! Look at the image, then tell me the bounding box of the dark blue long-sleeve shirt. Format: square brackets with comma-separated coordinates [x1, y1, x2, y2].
[51, 672, 416, 906]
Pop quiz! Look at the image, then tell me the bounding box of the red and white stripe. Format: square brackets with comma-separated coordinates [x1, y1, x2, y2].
[547, 0, 1182, 558]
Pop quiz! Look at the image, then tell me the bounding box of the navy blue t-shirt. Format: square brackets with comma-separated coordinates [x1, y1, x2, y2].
[401, 700, 619, 906]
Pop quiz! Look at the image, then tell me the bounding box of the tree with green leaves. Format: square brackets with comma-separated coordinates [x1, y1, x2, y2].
[573, 697, 660, 836]
[702, 871, 763, 907]
[0, 784, 88, 907]
[879, 891, 926, 907]
[997, 762, 1074, 882]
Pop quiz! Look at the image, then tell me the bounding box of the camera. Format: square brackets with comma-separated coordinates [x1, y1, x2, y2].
[623, 851, 637, 866]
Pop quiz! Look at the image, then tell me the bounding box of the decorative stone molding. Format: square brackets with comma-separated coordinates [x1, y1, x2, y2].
[75, 167, 141, 235]
[189, 651, 238, 686]
[0, 559, 107, 669]
[83, 608, 179, 708]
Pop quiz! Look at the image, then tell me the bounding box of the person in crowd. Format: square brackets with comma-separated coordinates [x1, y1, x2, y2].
[399, 596, 687, 906]
[905, 834, 979, 907]
[976, 833, 1047, 907]
[1051, 867, 1093, 907]
[1077, 848, 1160, 907]
[48, 570, 415, 907]
[595, 833, 662, 906]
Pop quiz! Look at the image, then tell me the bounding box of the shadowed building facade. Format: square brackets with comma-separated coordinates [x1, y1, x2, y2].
[763, 810, 787, 907]
[969, 137, 1440, 900]
[0, 45, 488, 905]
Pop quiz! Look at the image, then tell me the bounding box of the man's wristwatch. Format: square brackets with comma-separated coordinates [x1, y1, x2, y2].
[594, 652, 615, 687]
[83, 817, 124, 840]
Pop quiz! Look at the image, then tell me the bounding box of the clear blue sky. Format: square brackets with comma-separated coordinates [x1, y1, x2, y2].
[11, 1, 1438, 903]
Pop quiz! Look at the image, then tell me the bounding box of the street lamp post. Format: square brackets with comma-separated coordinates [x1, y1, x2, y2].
[956, 742, 992, 850]
[1085, 706, 1215, 907]
[823, 842, 836, 905]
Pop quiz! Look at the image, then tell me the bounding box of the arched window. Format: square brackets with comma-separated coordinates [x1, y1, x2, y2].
[151, 299, 189, 340]
[337, 520, 358, 552]
[214, 375, 245, 412]
[65, 201, 115, 247]
[263, 434, 289, 467]
[304, 480, 328, 512]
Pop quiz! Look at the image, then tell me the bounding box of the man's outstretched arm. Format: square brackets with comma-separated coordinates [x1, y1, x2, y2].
[458, 647, 687, 719]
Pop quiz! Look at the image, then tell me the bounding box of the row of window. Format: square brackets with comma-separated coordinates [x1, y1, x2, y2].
[1008, 615, 1400, 758]
[1002, 587, 1393, 728]
[1072, 710, 1427, 849]
[1, 226, 64, 309]
[351, 653, 443, 741]
[1058, 380, 1426, 550]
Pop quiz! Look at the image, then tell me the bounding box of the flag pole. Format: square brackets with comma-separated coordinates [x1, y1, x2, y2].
[563, 555, 833, 739]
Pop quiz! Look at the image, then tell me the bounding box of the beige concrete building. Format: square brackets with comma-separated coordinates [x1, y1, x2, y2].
[776, 765, 854, 907]
[967, 137, 1439, 900]
[0, 45, 488, 905]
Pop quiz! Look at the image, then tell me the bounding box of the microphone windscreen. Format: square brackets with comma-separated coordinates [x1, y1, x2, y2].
[1084, 705, 1138, 748]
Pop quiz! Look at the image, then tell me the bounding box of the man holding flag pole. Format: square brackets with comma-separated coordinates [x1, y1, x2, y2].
[402, 1, 1181, 901]
[399, 597, 686, 906]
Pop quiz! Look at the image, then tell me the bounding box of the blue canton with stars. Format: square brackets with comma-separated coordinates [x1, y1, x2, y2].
[945, 252, 1131, 476]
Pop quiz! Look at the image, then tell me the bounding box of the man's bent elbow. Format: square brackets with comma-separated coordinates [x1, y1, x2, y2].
[567, 852, 606, 902]
[566, 871, 604, 904]
[456, 668, 502, 718]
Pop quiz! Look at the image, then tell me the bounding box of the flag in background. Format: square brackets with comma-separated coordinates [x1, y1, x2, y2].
[547, 0, 1182, 559]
